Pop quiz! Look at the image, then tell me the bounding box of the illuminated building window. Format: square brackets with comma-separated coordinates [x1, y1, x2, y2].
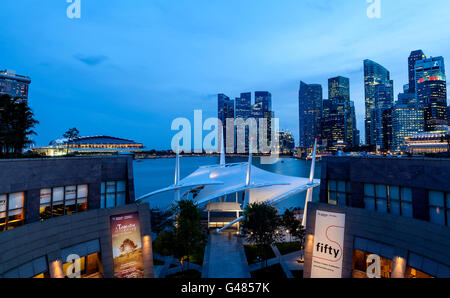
[327, 180, 350, 205]
[0, 192, 25, 231]
[364, 184, 412, 217]
[351, 250, 393, 278]
[100, 180, 127, 208]
[405, 267, 434, 278]
[63, 252, 104, 278]
[39, 185, 88, 220]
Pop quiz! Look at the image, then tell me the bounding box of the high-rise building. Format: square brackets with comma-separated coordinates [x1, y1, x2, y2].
[0, 69, 31, 103]
[321, 99, 347, 152]
[408, 50, 426, 94]
[391, 102, 425, 152]
[364, 60, 392, 146]
[218, 94, 235, 151]
[415, 56, 448, 131]
[298, 81, 322, 149]
[350, 101, 360, 148]
[235, 92, 252, 119]
[372, 83, 394, 151]
[235, 93, 252, 152]
[254, 91, 273, 151]
[328, 76, 354, 149]
[277, 131, 295, 154]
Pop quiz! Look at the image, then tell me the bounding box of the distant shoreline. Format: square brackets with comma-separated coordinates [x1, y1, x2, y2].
[134, 154, 297, 160]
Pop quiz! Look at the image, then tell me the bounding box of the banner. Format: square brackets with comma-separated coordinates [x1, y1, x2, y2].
[311, 210, 346, 278]
[110, 212, 144, 278]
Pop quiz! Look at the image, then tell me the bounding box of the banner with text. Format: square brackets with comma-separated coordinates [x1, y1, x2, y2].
[311, 210, 346, 278]
[110, 212, 144, 278]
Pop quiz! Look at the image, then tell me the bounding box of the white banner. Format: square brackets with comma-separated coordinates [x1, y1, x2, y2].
[311, 210, 346, 278]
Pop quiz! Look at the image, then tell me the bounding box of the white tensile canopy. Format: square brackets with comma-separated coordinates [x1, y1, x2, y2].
[137, 139, 320, 232]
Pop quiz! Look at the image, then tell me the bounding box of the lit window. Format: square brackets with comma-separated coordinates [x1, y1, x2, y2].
[39, 185, 88, 220]
[0, 192, 25, 231]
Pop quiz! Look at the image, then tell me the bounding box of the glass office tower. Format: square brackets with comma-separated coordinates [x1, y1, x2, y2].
[364, 60, 392, 146]
[415, 57, 448, 131]
[298, 81, 322, 149]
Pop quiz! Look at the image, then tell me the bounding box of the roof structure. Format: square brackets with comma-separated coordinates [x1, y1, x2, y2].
[50, 136, 142, 146]
[138, 139, 321, 232]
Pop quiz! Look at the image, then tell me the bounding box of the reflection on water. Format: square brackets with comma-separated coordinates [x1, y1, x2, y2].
[133, 156, 321, 211]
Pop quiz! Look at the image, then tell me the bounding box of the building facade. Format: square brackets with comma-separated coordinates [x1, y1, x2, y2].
[304, 156, 450, 278]
[364, 60, 392, 147]
[298, 81, 322, 150]
[391, 102, 425, 152]
[415, 57, 448, 131]
[0, 156, 154, 278]
[0, 69, 31, 103]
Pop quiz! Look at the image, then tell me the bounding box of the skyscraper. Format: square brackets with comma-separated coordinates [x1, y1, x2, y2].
[254, 91, 273, 151]
[321, 99, 347, 152]
[328, 76, 355, 149]
[235, 92, 252, 153]
[298, 81, 322, 149]
[391, 102, 424, 152]
[218, 94, 235, 151]
[408, 50, 426, 94]
[364, 59, 392, 146]
[0, 69, 31, 103]
[415, 56, 448, 131]
[372, 83, 394, 150]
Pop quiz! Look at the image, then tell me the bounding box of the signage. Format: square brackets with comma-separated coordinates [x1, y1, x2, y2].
[110, 212, 144, 278]
[311, 210, 345, 278]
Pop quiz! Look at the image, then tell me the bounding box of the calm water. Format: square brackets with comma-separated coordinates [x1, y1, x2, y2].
[133, 156, 321, 211]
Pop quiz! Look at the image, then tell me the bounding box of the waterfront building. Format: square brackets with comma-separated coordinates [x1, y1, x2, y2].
[235, 93, 252, 153]
[303, 156, 450, 278]
[218, 94, 235, 151]
[328, 76, 354, 148]
[34, 135, 144, 156]
[254, 91, 273, 151]
[0, 69, 31, 103]
[0, 156, 154, 278]
[372, 83, 394, 151]
[391, 102, 424, 152]
[415, 56, 448, 131]
[350, 102, 360, 148]
[298, 81, 322, 150]
[405, 126, 450, 154]
[364, 60, 392, 147]
[277, 131, 295, 154]
[321, 99, 347, 152]
[408, 50, 426, 94]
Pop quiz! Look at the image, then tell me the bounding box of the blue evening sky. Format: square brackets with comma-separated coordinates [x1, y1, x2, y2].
[1, 0, 449, 149]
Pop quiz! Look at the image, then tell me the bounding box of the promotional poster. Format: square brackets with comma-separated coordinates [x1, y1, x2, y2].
[311, 211, 346, 278]
[110, 212, 144, 278]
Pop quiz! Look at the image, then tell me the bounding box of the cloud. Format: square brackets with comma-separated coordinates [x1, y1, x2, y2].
[73, 54, 109, 66]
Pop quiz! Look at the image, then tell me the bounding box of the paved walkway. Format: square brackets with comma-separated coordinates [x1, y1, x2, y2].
[202, 232, 251, 278]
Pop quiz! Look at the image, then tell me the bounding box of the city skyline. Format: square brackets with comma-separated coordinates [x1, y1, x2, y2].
[1, 1, 450, 149]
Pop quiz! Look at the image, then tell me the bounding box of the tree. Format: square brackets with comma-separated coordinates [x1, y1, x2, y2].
[0, 94, 39, 156]
[281, 208, 306, 260]
[241, 202, 283, 267]
[63, 127, 80, 155]
[152, 200, 207, 272]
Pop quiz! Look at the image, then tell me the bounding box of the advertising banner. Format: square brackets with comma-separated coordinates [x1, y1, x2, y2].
[311, 210, 346, 278]
[110, 212, 144, 278]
